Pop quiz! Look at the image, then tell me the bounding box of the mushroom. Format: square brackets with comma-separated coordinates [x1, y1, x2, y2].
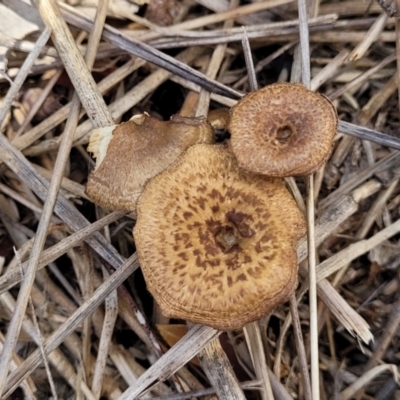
[85, 114, 214, 211]
[229, 82, 338, 177]
[207, 108, 231, 130]
[134, 144, 306, 330]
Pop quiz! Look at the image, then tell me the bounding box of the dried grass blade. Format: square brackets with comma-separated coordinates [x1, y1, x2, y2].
[3, 253, 139, 398]
[34, 0, 113, 127]
[119, 325, 220, 399]
[92, 266, 118, 399]
[243, 322, 274, 400]
[59, 3, 242, 99]
[339, 364, 400, 400]
[0, 27, 52, 394]
[0, 211, 126, 295]
[297, 0, 319, 397]
[0, 0, 114, 391]
[338, 121, 400, 150]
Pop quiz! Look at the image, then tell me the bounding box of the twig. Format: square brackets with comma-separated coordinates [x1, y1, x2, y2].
[289, 295, 312, 400]
[34, 0, 113, 127]
[119, 325, 221, 399]
[0, 0, 113, 391]
[16, 250, 58, 400]
[0, 27, 52, 394]
[377, 0, 398, 17]
[2, 253, 139, 398]
[14, 68, 64, 139]
[297, 0, 319, 398]
[91, 266, 118, 399]
[243, 322, 274, 400]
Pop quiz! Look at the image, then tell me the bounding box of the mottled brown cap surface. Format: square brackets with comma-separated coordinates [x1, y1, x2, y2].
[85, 114, 214, 211]
[229, 83, 338, 177]
[134, 144, 306, 330]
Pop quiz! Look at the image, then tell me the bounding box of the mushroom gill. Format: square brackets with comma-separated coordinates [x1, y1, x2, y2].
[85, 114, 214, 211]
[134, 144, 306, 331]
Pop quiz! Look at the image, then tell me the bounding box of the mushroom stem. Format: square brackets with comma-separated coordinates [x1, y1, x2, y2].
[215, 226, 240, 252]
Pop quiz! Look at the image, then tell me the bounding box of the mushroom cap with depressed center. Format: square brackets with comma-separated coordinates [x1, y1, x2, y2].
[85, 114, 214, 211]
[134, 144, 306, 331]
[229, 82, 338, 177]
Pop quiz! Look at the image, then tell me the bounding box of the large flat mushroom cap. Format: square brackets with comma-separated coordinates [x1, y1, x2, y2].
[85, 114, 214, 211]
[134, 144, 306, 330]
[229, 82, 338, 177]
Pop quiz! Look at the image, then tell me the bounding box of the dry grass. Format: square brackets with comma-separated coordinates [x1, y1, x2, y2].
[0, 0, 400, 399]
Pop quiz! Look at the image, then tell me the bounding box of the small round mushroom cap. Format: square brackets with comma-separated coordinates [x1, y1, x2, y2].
[85, 114, 214, 211]
[134, 144, 306, 331]
[229, 82, 338, 177]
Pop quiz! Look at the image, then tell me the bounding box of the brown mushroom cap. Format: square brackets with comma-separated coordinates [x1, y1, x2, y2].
[134, 144, 306, 331]
[229, 82, 338, 177]
[85, 114, 214, 211]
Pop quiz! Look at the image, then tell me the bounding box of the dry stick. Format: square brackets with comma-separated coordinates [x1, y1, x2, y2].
[34, 0, 113, 127]
[397, 0, 400, 114]
[197, 338, 245, 400]
[240, 30, 275, 400]
[0, 211, 126, 295]
[33, 163, 88, 199]
[311, 50, 350, 201]
[147, 14, 336, 40]
[348, 10, 388, 62]
[330, 74, 398, 178]
[151, 17, 379, 48]
[0, 0, 113, 392]
[0, 285, 97, 400]
[329, 52, 396, 100]
[243, 322, 274, 400]
[319, 149, 400, 211]
[289, 295, 312, 400]
[333, 179, 399, 286]
[0, 31, 58, 57]
[241, 27, 258, 92]
[298, 217, 400, 290]
[0, 332, 37, 398]
[0, 28, 51, 127]
[274, 183, 378, 379]
[0, 128, 127, 291]
[356, 0, 400, 393]
[338, 120, 400, 151]
[60, 2, 242, 99]
[310, 49, 350, 91]
[15, 252, 58, 400]
[14, 68, 64, 139]
[3, 253, 139, 398]
[134, 0, 296, 40]
[119, 325, 221, 400]
[171, 75, 237, 108]
[340, 365, 400, 400]
[150, 380, 262, 400]
[81, 243, 95, 383]
[233, 40, 298, 89]
[0, 27, 52, 393]
[62, 1, 114, 397]
[0, 182, 47, 216]
[363, 299, 400, 371]
[297, 0, 319, 398]
[12, 57, 144, 153]
[92, 267, 118, 399]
